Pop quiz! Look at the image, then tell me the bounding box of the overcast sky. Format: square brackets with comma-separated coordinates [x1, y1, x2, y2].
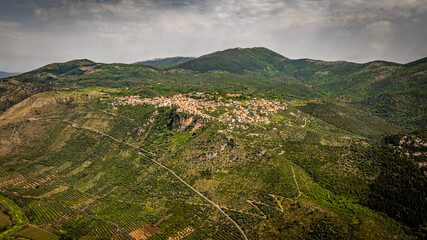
[1, 0, 427, 72]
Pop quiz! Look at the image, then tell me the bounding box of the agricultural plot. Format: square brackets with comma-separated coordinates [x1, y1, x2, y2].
[0, 211, 11, 228]
[1, 168, 63, 198]
[59, 213, 129, 240]
[51, 188, 93, 207]
[0, 173, 26, 189]
[40, 186, 69, 198]
[129, 227, 150, 240]
[29, 201, 74, 225]
[167, 226, 194, 240]
[15, 225, 59, 240]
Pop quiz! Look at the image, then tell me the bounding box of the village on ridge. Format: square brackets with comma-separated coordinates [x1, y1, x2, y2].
[114, 93, 288, 128]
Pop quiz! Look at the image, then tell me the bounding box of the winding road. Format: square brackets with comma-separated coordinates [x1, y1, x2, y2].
[140, 153, 248, 240]
[23, 114, 249, 239]
[63, 119, 249, 240]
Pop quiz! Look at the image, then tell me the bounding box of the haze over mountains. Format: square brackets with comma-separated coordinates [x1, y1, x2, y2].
[0, 47, 426, 239]
[0, 71, 19, 79]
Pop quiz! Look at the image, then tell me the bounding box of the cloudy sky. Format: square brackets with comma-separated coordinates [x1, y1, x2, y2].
[1, 0, 426, 72]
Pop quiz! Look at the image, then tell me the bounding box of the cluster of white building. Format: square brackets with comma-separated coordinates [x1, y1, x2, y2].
[114, 93, 287, 125]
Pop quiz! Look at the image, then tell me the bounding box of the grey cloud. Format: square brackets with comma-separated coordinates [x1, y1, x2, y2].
[318, 0, 427, 27]
[0, 0, 426, 72]
[365, 21, 395, 36]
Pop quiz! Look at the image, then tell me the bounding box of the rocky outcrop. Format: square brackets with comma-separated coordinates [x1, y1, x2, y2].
[168, 110, 206, 133]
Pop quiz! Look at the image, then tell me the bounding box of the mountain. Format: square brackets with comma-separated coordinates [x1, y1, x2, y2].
[0, 47, 425, 239]
[135, 56, 195, 66]
[15, 59, 97, 83]
[284, 57, 426, 130]
[179, 47, 289, 74]
[0, 71, 20, 79]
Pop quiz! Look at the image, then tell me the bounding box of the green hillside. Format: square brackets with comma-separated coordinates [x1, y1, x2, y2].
[135, 57, 195, 67]
[0, 90, 418, 239]
[281, 58, 426, 130]
[179, 47, 288, 74]
[297, 100, 402, 137]
[0, 47, 426, 239]
[2, 56, 322, 114]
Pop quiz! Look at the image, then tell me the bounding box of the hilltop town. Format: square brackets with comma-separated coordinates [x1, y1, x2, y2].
[114, 93, 288, 126]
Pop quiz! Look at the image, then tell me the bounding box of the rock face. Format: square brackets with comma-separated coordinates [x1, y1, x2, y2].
[176, 116, 194, 132]
[0, 82, 45, 113]
[168, 110, 206, 133]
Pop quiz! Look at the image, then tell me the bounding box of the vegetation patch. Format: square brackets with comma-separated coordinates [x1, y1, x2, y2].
[167, 226, 194, 240]
[0, 211, 12, 229]
[40, 186, 69, 198]
[0, 195, 29, 239]
[15, 225, 59, 240]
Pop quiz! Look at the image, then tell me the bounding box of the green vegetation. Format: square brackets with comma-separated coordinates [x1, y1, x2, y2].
[135, 57, 195, 66]
[285, 58, 426, 130]
[180, 47, 288, 74]
[0, 195, 29, 239]
[0, 212, 12, 229]
[15, 225, 59, 240]
[369, 129, 427, 232]
[0, 47, 425, 239]
[298, 100, 402, 137]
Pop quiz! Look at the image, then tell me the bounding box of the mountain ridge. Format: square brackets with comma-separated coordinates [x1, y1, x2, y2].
[135, 56, 195, 66]
[179, 47, 289, 74]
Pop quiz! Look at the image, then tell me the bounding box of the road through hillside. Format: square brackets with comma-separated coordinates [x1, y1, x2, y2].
[140, 153, 249, 240]
[63, 120, 249, 240]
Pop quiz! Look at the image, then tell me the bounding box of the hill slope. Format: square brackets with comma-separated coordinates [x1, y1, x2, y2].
[179, 47, 289, 74]
[284, 57, 426, 130]
[0, 90, 416, 239]
[135, 57, 195, 66]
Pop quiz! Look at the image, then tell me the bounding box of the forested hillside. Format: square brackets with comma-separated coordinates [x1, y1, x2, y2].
[135, 57, 195, 66]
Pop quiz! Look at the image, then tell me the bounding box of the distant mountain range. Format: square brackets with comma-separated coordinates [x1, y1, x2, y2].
[135, 56, 195, 66]
[0, 71, 20, 78]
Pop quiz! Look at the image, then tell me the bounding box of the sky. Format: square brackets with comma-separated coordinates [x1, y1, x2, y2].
[1, 0, 427, 72]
